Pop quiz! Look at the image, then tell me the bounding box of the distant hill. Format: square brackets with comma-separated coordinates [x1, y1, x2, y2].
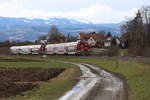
[0, 17, 121, 41]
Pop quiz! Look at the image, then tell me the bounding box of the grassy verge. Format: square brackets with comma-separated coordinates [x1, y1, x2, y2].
[0, 58, 81, 100]
[46, 57, 150, 100]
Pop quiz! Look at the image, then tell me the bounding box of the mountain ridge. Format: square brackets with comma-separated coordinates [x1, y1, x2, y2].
[0, 16, 121, 41]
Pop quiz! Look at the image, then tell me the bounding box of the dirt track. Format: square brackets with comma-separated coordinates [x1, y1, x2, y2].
[83, 64, 126, 100]
[59, 62, 127, 100]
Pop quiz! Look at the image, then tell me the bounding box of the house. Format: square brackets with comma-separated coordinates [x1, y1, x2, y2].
[104, 37, 122, 47]
[103, 36, 128, 48]
[79, 32, 105, 47]
[120, 33, 129, 48]
[119, 39, 128, 48]
[104, 37, 113, 47]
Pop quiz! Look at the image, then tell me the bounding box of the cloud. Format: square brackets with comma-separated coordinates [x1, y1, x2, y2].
[0, 1, 138, 23]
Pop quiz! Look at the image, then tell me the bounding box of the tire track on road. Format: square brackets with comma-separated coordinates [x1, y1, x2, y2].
[58, 61, 127, 100]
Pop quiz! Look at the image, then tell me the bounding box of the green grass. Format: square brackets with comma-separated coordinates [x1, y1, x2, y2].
[0, 57, 81, 100]
[0, 61, 75, 69]
[45, 57, 150, 100]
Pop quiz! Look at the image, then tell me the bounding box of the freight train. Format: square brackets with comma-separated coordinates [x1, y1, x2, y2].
[10, 41, 91, 56]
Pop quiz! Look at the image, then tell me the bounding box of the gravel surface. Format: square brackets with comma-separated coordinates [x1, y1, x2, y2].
[83, 64, 126, 100]
[58, 61, 127, 100]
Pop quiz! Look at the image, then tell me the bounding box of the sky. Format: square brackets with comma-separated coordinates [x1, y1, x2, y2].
[0, 0, 149, 23]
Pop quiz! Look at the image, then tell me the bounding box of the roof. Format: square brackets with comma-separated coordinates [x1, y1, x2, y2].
[79, 33, 105, 41]
[103, 37, 115, 42]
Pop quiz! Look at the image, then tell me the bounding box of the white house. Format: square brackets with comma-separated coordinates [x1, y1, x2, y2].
[104, 37, 112, 47]
[79, 32, 105, 47]
[87, 37, 96, 46]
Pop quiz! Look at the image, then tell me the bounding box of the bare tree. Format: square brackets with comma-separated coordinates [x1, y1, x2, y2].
[121, 6, 150, 56]
[38, 35, 47, 41]
[48, 25, 66, 43]
[141, 6, 150, 46]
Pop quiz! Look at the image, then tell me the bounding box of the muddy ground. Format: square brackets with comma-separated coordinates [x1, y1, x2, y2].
[83, 64, 127, 100]
[0, 47, 10, 55]
[0, 67, 65, 98]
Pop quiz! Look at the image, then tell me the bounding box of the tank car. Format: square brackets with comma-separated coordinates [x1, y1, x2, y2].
[10, 41, 91, 56]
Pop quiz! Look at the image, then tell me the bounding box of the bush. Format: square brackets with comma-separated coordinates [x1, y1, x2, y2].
[91, 46, 119, 57]
[128, 46, 150, 57]
[106, 46, 119, 57]
[143, 47, 150, 57]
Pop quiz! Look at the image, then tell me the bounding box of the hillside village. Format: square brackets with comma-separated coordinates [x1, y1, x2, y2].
[78, 32, 127, 48]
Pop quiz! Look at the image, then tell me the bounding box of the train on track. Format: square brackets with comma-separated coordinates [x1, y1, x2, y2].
[10, 41, 91, 56]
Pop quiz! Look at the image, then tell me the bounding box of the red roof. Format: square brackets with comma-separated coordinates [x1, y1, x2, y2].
[79, 33, 105, 41]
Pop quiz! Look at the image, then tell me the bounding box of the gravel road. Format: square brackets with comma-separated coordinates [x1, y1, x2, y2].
[58, 61, 127, 100]
[83, 64, 126, 100]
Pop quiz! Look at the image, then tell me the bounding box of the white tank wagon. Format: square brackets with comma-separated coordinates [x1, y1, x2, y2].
[17, 46, 31, 55]
[10, 46, 20, 55]
[46, 42, 78, 55]
[65, 42, 78, 55]
[10, 41, 91, 56]
[30, 45, 41, 55]
[10, 45, 41, 55]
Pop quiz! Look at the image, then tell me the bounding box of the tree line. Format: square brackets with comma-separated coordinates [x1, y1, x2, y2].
[38, 25, 78, 43]
[121, 6, 150, 56]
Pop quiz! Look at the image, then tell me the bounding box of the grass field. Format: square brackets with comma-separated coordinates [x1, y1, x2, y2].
[0, 57, 81, 100]
[44, 56, 150, 100]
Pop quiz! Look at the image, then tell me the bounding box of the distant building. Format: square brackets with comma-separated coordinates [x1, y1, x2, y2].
[104, 37, 113, 47]
[79, 32, 126, 48]
[104, 37, 122, 47]
[120, 33, 129, 48]
[79, 32, 105, 47]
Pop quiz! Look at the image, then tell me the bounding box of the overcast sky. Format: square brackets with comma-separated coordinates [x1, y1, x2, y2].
[0, 0, 149, 23]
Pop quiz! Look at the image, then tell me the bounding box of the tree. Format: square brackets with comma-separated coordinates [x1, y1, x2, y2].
[97, 30, 107, 35]
[48, 25, 66, 43]
[48, 25, 59, 35]
[133, 10, 144, 47]
[38, 35, 48, 41]
[121, 10, 144, 47]
[106, 32, 112, 37]
[141, 6, 150, 46]
[67, 33, 78, 42]
[69, 35, 78, 42]
[121, 6, 150, 56]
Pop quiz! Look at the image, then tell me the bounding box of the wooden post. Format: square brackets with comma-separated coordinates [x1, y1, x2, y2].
[116, 60, 118, 72]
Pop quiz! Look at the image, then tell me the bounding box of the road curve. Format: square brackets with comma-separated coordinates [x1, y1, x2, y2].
[58, 61, 126, 100]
